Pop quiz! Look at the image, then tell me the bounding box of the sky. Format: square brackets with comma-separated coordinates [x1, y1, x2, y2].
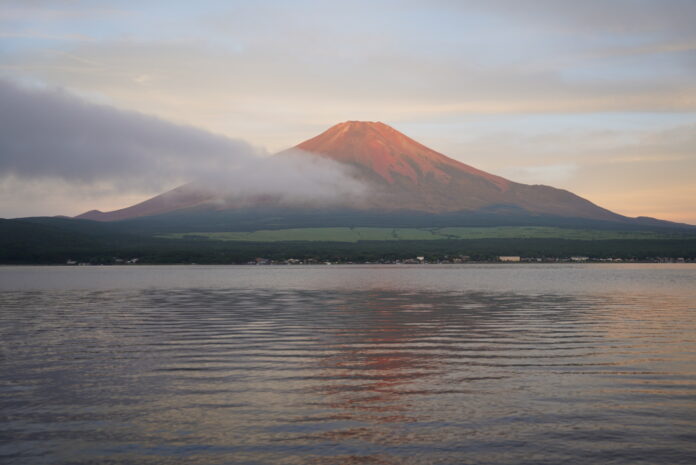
[1, 0, 695, 223]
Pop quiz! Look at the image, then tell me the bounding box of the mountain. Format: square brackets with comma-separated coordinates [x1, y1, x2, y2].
[75, 121, 657, 226]
[77, 184, 215, 222]
[283, 121, 622, 220]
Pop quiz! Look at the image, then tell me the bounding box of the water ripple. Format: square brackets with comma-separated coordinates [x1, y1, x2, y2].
[1, 265, 696, 464]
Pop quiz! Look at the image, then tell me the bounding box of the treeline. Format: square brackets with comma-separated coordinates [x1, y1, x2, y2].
[2, 217, 696, 264]
[128, 238, 696, 264]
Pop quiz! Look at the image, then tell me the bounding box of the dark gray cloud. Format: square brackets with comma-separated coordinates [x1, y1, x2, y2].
[0, 79, 367, 215]
[0, 78, 262, 189]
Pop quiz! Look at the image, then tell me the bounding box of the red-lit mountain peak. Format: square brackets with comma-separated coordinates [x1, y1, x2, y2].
[294, 121, 509, 189]
[77, 120, 627, 222]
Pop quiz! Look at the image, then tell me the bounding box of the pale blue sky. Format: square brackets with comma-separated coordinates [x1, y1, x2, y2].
[1, 0, 695, 222]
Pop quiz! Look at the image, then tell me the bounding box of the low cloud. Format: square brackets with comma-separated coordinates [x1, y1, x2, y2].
[0, 79, 367, 216]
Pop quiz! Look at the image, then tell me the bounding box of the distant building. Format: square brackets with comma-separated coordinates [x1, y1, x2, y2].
[499, 256, 521, 262]
[571, 256, 589, 262]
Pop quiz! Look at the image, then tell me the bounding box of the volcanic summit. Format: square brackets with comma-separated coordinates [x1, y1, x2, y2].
[292, 121, 507, 187]
[78, 121, 625, 223]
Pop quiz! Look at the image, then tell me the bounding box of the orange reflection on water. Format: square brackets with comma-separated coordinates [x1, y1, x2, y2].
[307, 291, 445, 440]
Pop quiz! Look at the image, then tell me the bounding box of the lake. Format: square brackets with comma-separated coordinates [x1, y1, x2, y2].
[1, 264, 695, 464]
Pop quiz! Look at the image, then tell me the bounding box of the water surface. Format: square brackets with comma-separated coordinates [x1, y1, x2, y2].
[1, 264, 695, 464]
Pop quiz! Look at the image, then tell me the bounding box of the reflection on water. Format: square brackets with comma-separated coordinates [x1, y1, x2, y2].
[1, 265, 696, 464]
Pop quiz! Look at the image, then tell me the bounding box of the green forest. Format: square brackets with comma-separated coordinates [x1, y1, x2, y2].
[2, 218, 695, 264]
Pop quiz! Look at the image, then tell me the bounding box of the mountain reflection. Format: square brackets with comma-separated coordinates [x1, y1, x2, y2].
[2, 268, 696, 465]
[312, 291, 443, 426]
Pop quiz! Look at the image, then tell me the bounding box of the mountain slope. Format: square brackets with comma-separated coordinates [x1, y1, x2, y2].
[283, 121, 622, 220]
[77, 121, 645, 225]
[78, 184, 214, 221]
[294, 121, 508, 187]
